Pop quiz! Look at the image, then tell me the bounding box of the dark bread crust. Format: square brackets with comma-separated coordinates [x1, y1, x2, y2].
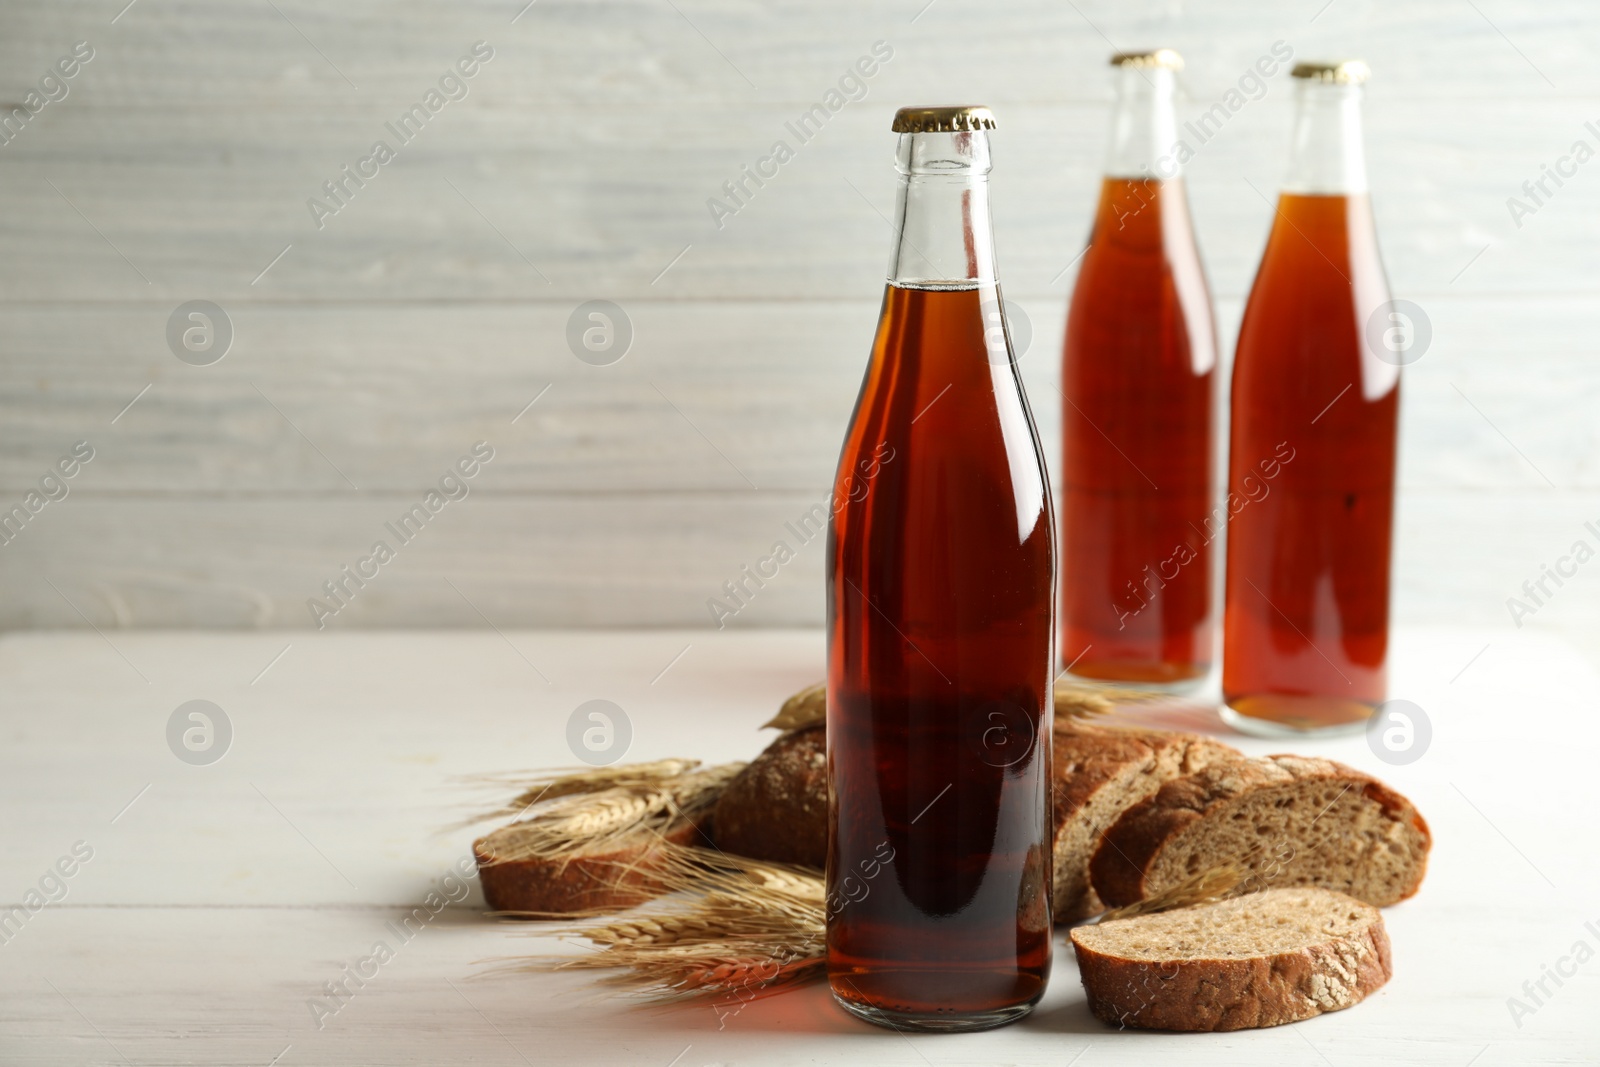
[706, 719, 1240, 914]
[1089, 754, 1432, 909]
[712, 726, 827, 868]
[1071, 890, 1393, 1031]
[1052, 721, 1239, 923]
[472, 762, 741, 917]
[474, 815, 709, 916]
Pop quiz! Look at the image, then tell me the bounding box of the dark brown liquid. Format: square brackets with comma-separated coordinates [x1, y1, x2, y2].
[1060, 178, 1217, 684]
[1224, 193, 1399, 729]
[826, 283, 1053, 1023]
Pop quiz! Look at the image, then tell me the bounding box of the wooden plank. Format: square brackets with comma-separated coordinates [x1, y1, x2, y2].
[0, 0, 1590, 107]
[0, 487, 1591, 628]
[0, 294, 1594, 495]
[0, 493, 836, 628]
[0, 97, 1588, 303]
[0, 301, 892, 495]
[0, 0, 1593, 630]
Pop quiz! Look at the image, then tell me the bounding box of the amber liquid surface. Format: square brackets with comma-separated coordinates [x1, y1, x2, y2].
[1224, 194, 1399, 730]
[826, 283, 1053, 1024]
[1060, 178, 1217, 685]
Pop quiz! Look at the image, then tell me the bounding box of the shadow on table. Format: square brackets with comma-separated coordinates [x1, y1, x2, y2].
[608, 978, 1111, 1038]
[1019, 995, 1108, 1035]
[700, 981, 867, 1035]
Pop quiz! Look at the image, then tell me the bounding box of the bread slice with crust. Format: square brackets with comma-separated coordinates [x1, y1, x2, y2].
[474, 819, 704, 916]
[473, 763, 738, 916]
[1052, 720, 1240, 923]
[701, 716, 1242, 918]
[1070, 887, 1392, 1031]
[1090, 754, 1431, 910]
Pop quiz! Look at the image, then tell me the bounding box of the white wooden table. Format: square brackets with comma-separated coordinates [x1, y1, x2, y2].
[1, 627, 1594, 1065]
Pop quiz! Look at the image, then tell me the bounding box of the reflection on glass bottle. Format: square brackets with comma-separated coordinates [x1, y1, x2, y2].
[1223, 61, 1400, 736]
[826, 106, 1054, 1033]
[1060, 49, 1219, 688]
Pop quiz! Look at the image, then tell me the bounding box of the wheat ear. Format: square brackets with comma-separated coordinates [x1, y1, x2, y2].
[476, 763, 744, 866]
[454, 758, 705, 829]
[761, 682, 826, 731]
[763, 679, 1129, 733]
[503, 844, 827, 1001]
[1097, 865, 1244, 923]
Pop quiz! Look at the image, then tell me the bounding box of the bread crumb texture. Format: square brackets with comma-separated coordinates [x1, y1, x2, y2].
[1070, 887, 1393, 1031]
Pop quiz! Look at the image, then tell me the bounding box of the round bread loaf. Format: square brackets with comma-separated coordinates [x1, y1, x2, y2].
[712, 725, 827, 868]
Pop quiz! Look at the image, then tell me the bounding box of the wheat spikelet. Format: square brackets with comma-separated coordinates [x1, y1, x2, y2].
[1054, 680, 1201, 725]
[476, 763, 747, 866]
[1097, 865, 1243, 923]
[506, 844, 828, 1001]
[762, 679, 1157, 735]
[1054, 685, 1114, 721]
[647, 845, 824, 914]
[579, 947, 827, 1001]
[457, 758, 704, 828]
[546, 789, 667, 839]
[748, 867, 826, 902]
[583, 915, 725, 948]
[479, 788, 669, 864]
[661, 762, 743, 824]
[761, 682, 826, 731]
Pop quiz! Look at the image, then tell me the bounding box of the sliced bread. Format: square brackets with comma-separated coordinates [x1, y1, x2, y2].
[712, 724, 827, 869]
[1090, 755, 1431, 910]
[1051, 720, 1239, 923]
[1070, 886, 1392, 1030]
[475, 818, 701, 916]
[473, 762, 739, 915]
[706, 705, 1243, 915]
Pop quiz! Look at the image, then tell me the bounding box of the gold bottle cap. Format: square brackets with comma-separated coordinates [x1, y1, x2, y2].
[1109, 48, 1183, 71]
[891, 106, 997, 134]
[1291, 60, 1370, 84]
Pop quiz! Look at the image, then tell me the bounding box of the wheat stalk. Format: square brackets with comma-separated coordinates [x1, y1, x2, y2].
[477, 790, 661, 865]
[1097, 865, 1244, 923]
[476, 763, 744, 866]
[577, 946, 827, 1001]
[1054, 685, 1113, 722]
[582, 915, 727, 948]
[455, 758, 705, 829]
[661, 762, 742, 825]
[762, 679, 1133, 734]
[503, 844, 828, 1001]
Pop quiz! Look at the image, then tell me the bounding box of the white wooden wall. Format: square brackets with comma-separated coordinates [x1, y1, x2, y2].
[0, 0, 1595, 632]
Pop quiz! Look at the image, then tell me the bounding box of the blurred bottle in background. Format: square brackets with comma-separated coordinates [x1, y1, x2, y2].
[1059, 49, 1219, 688]
[1222, 60, 1399, 736]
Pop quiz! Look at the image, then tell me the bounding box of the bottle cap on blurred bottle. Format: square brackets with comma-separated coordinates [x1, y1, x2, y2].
[1109, 48, 1183, 70]
[890, 106, 997, 133]
[1291, 60, 1370, 84]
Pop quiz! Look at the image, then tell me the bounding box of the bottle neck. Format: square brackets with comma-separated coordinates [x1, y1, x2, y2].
[887, 130, 998, 288]
[1104, 65, 1180, 179]
[1283, 80, 1368, 195]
